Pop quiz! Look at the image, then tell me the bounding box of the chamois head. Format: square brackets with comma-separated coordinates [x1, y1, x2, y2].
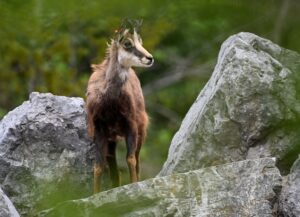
[114, 19, 154, 68]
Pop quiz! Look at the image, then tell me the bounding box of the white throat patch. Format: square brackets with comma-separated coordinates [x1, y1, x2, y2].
[119, 68, 128, 82]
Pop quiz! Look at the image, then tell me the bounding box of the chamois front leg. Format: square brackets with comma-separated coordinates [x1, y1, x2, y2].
[107, 141, 120, 188]
[125, 129, 138, 183]
[93, 129, 107, 194]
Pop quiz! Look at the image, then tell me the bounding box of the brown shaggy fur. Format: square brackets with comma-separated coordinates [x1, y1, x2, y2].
[86, 41, 149, 193]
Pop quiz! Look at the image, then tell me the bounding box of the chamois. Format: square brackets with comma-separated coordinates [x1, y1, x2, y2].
[86, 20, 153, 193]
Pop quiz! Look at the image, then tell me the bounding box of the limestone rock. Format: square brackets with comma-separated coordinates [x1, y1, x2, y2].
[0, 92, 93, 216]
[159, 32, 300, 177]
[40, 158, 281, 217]
[279, 156, 300, 217]
[0, 188, 20, 217]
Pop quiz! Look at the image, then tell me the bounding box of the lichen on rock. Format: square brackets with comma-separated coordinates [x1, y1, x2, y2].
[159, 32, 300, 177]
[40, 158, 281, 217]
[0, 92, 94, 216]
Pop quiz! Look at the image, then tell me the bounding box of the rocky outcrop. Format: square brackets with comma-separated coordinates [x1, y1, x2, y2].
[159, 32, 300, 177]
[0, 188, 20, 217]
[40, 158, 281, 217]
[0, 92, 93, 216]
[279, 156, 300, 216]
[1, 32, 299, 217]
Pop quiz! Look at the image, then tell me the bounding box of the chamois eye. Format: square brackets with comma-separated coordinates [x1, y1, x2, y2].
[123, 41, 133, 49]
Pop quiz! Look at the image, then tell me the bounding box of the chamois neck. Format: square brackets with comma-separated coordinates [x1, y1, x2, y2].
[105, 42, 129, 86]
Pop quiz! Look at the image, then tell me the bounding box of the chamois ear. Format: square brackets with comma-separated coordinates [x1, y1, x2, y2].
[114, 28, 123, 43]
[114, 20, 127, 42]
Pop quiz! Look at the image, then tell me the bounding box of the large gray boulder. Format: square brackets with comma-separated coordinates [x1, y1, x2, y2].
[279, 156, 300, 216]
[0, 92, 93, 216]
[0, 188, 20, 217]
[40, 158, 281, 217]
[159, 32, 300, 177]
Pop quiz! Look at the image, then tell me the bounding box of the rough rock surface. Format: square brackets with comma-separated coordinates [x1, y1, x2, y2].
[1, 32, 299, 217]
[40, 158, 281, 217]
[0, 92, 93, 216]
[0, 188, 20, 217]
[159, 32, 300, 177]
[279, 156, 300, 216]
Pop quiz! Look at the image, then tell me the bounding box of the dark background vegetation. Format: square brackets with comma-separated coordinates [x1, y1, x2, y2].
[0, 0, 299, 182]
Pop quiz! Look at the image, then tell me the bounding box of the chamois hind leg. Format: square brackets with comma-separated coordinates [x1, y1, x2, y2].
[125, 129, 138, 183]
[93, 129, 107, 194]
[107, 141, 120, 188]
[136, 116, 148, 181]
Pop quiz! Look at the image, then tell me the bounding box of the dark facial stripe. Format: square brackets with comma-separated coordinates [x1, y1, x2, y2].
[130, 47, 144, 58]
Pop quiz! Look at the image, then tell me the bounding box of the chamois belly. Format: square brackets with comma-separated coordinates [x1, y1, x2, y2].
[96, 98, 131, 140]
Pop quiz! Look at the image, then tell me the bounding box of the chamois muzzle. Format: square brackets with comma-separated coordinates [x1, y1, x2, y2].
[145, 56, 154, 66]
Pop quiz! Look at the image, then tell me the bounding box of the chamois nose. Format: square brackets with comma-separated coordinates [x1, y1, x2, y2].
[146, 56, 154, 65]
